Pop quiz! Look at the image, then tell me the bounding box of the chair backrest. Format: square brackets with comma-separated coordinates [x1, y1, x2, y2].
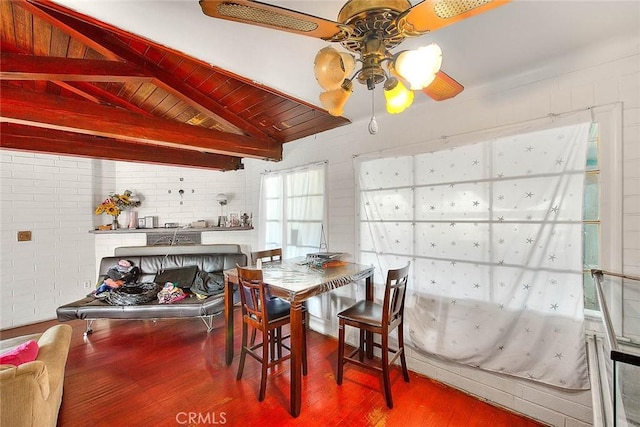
[236, 265, 268, 330]
[382, 262, 410, 330]
[251, 248, 282, 264]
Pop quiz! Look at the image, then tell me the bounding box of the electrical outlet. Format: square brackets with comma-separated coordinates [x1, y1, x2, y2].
[17, 231, 32, 241]
[83, 280, 92, 289]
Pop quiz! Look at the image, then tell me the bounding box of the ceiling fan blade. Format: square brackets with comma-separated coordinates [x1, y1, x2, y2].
[398, 0, 511, 36]
[199, 0, 348, 41]
[422, 70, 464, 101]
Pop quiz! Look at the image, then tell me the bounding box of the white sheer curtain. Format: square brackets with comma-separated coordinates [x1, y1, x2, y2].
[357, 123, 592, 389]
[259, 162, 327, 258]
[259, 173, 283, 250]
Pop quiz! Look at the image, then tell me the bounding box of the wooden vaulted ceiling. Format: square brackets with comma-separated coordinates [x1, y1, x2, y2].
[0, 0, 350, 170]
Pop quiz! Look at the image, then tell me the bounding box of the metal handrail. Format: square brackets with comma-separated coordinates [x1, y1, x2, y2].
[591, 269, 640, 282]
[590, 269, 640, 427]
[590, 269, 640, 366]
[591, 270, 621, 356]
[591, 268, 640, 366]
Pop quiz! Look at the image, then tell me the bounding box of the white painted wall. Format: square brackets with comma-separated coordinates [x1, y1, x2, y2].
[0, 34, 638, 427]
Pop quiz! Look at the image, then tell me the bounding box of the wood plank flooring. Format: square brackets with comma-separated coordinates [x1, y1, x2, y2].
[1, 310, 547, 426]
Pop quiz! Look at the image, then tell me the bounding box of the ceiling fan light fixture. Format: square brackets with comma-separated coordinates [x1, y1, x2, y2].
[201, 0, 514, 124]
[319, 78, 354, 116]
[314, 46, 356, 91]
[422, 70, 465, 101]
[384, 77, 414, 114]
[393, 43, 443, 90]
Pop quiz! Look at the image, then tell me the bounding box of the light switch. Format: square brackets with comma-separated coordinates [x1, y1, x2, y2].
[17, 231, 32, 241]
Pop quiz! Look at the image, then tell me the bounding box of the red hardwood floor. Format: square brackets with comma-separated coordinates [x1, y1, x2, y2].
[1, 310, 547, 426]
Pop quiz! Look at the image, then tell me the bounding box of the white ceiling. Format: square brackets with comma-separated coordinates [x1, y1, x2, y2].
[55, 0, 640, 122]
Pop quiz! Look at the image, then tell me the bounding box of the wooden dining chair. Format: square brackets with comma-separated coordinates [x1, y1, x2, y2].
[251, 247, 309, 345]
[251, 248, 282, 264]
[248, 248, 283, 346]
[336, 262, 411, 409]
[235, 265, 307, 402]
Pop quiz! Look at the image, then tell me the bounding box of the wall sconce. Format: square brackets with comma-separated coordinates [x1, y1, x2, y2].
[216, 193, 228, 206]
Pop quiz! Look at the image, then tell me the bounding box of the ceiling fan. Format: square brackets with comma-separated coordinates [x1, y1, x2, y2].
[200, 0, 511, 118]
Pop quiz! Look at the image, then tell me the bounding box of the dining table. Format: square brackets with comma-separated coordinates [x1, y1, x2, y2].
[223, 257, 374, 417]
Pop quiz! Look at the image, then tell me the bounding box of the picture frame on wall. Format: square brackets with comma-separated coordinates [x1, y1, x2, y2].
[229, 212, 240, 227]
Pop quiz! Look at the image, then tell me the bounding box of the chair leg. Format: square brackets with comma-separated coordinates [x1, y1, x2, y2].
[337, 320, 345, 385]
[267, 328, 283, 362]
[259, 329, 269, 402]
[236, 322, 248, 381]
[358, 329, 365, 362]
[276, 326, 283, 359]
[398, 323, 410, 382]
[381, 332, 393, 409]
[269, 329, 277, 362]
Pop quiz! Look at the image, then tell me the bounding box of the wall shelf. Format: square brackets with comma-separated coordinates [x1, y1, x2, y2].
[90, 226, 253, 234]
[90, 226, 253, 245]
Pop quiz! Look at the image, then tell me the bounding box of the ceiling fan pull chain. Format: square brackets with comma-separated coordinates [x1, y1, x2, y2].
[368, 89, 378, 135]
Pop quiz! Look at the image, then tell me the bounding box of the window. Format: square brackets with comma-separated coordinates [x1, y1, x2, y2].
[259, 162, 327, 258]
[583, 123, 600, 310]
[583, 104, 623, 314]
[356, 122, 594, 388]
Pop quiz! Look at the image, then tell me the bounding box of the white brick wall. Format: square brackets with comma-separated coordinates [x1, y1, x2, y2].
[104, 161, 256, 267]
[112, 162, 251, 228]
[0, 152, 97, 329]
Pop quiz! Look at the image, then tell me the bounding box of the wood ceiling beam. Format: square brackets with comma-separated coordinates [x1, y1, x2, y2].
[28, 0, 277, 143]
[1, 85, 282, 160]
[53, 80, 101, 103]
[19, 0, 121, 61]
[0, 46, 151, 116]
[0, 53, 155, 82]
[63, 81, 154, 116]
[1, 122, 242, 171]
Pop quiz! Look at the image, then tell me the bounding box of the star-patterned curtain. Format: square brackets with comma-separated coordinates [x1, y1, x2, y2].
[357, 122, 592, 389]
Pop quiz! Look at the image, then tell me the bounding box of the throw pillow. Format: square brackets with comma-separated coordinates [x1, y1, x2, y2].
[0, 340, 39, 366]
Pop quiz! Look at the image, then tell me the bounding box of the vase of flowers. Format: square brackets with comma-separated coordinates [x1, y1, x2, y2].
[95, 190, 141, 229]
